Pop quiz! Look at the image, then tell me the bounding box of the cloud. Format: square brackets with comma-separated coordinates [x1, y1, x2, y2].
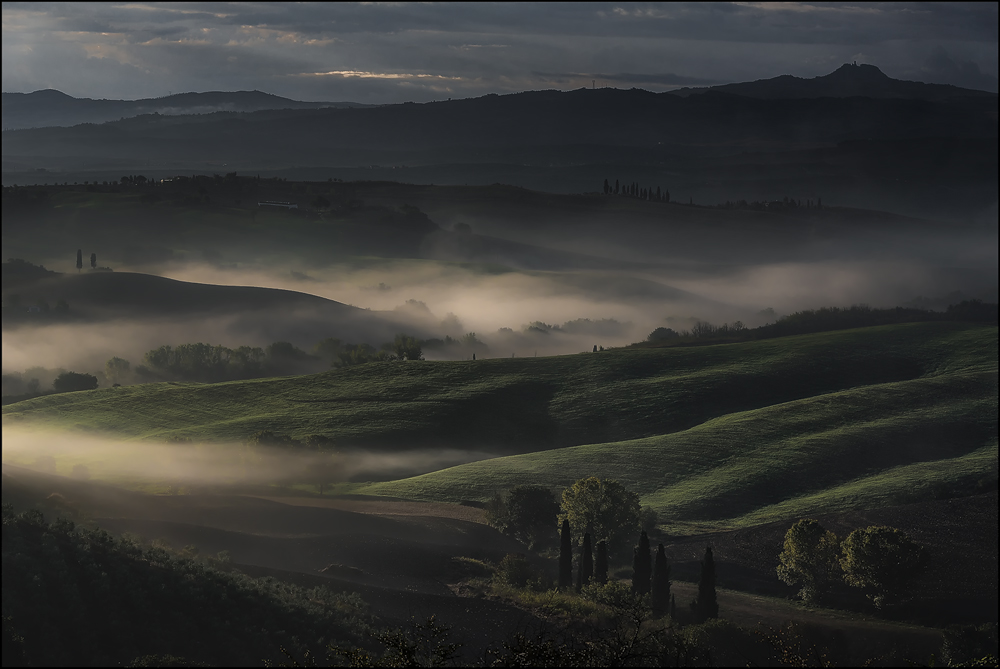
[919, 45, 998, 92]
[2, 2, 997, 103]
[535, 71, 721, 87]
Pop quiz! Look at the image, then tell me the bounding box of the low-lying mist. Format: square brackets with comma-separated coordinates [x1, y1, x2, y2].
[1, 428, 492, 488]
[5, 243, 996, 379]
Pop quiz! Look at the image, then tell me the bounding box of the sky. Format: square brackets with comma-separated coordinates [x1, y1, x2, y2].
[2, 2, 997, 103]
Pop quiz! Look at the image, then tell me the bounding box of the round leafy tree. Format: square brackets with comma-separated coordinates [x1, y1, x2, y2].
[560, 477, 640, 559]
[52, 371, 98, 393]
[776, 519, 841, 604]
[840, 525, 928, 609]
[485, 485, 559, 550]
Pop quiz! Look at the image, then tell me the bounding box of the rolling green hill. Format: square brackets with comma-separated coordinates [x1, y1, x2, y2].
[358, 369, 996, 533]
[3, 322, 992, 448]
[4, 322, 996, 534]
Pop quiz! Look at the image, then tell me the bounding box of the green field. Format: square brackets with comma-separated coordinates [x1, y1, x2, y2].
[4, 321, 996, 534]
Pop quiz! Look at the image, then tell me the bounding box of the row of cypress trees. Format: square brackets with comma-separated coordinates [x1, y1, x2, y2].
[558, 522, 718, 621]
[558, 520, 610, 590]
[602, 178, 671, 203]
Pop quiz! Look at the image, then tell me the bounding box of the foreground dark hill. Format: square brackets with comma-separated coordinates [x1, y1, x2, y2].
[2, 464, 544, 664]
[1, 88, 369, 130]
[673, 62, 999, 101]
[1, 464, 524, 595]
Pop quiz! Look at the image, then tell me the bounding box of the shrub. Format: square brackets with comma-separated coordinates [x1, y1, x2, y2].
[495, 553, 535, 588]
[52, 371, 98, 393]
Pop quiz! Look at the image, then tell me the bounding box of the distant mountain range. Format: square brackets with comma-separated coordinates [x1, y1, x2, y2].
[3, 64, 995, 222]
[1, 89, 373, 130]
[3, 63, 994, 133]
[671, 62, 998, 101]
[4, 68, 994, 162]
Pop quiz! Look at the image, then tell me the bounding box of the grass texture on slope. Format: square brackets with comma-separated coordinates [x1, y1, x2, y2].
[356, 367, 997, 533]
[3, 323, 993, 455]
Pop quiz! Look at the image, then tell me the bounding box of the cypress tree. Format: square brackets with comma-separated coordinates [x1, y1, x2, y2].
[615, 179, 620, 195]
[76, 249, 83, 273]
[651, 543, 671, 615]
[90, 253, 96, 269]
[669, 593, 676, 619]
[603, 178, 610, 195]
[595, 540, 608, 584]
[558, 519, 573, 589]
[695, 546, 719, 621]
[582, 533, 593, 588]
[631, 531, 652, 595]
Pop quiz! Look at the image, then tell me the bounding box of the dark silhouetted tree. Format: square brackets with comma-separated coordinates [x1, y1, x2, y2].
[90, 253, 96, 269]
[576, 532, 593, 592]
[694, 546, 719, 621]
[631, 531, 652, 595]
[651, 543, 671, 615]
[595, 540, 608, 584]
[669, 594, 676, 619]
[603, 179, 610, 195]
[664, 188, 670, 203]
[485, 485, 560, 550]
[559, 519, 573, 589]
[53, 372, 98, 393]
[76, 249, 82, 273]
[392, 333, 423, 361]
[840, 525, 927, 609]
[615, 179, 620, 195]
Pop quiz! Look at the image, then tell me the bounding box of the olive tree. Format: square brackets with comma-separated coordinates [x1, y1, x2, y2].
[840, 525, 927, 609]
[485, 485, 560, 550]
[103, 357, 131, 386]
[560, 476, 641, 559]
[776, 519, 841, 604]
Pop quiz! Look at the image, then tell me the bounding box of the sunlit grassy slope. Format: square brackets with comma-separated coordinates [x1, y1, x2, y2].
[2, 322, 991, 445]
[3, 322, 996, 531]
[357, 370, 996, 533]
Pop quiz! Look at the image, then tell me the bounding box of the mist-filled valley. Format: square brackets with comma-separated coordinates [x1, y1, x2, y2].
[3, 177, 996, 381]
[3, 15, 999, 666]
